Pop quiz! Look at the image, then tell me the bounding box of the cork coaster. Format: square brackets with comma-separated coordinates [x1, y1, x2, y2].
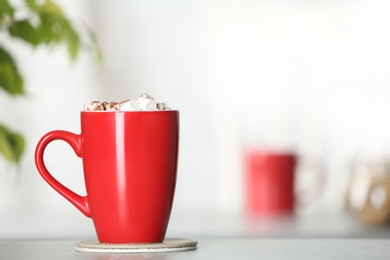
[75, 238, 197, 253]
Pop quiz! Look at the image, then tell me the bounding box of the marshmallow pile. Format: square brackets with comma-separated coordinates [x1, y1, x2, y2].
[84, 93, 171, 111]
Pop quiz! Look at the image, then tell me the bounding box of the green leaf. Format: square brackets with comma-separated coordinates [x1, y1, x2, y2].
[8, 132, 24, 163]
[37, 1, 63, 16]
[0, 125, 25, 163]
[9, 20, 39, 45]
[0, 126, 15, 161]
[37, 12, 80, 59]
[0, 0, 14, 23]
[37, 13, 64, 44]
[0, 63, 23, 94]
[0, 47, 24, 95]
[86, 25, 104, 68]
[62, 20, 79, 59]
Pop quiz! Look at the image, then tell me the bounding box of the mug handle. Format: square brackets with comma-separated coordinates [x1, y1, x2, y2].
[34, 130, 91, 217]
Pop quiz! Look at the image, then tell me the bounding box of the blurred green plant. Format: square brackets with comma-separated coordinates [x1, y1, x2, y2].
[0, 0, 102, 164]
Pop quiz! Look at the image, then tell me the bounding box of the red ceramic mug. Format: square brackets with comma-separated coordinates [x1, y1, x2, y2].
[35, 111, 179, 243]
[245, 149, 297, 217]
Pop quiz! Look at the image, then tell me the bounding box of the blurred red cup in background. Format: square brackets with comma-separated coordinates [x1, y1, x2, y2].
[245, 149, 297, 218]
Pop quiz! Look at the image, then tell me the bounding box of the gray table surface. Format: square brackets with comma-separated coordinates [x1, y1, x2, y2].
[1, 239, 390, 260]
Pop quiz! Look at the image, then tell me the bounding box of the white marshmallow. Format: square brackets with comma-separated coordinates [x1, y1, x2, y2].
[84, 93, 172, 111]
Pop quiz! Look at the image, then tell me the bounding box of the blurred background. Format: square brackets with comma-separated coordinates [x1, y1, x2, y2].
[2, 0, 390, 239]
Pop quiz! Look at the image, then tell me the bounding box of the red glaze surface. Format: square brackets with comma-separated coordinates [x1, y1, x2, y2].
[245, 150, 296, 217]
[35, 111, 179, 243]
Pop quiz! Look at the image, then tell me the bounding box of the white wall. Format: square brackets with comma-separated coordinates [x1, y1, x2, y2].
[1, 0, 390, 239]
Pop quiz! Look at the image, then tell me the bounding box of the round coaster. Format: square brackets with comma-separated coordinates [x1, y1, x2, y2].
[75, 238, 197, 253]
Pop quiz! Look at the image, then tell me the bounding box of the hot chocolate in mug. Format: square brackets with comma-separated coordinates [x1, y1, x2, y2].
[35, 111, 179, 243]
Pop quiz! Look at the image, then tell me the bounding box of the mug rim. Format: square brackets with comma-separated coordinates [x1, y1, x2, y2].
[81, 110, 179, 113]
